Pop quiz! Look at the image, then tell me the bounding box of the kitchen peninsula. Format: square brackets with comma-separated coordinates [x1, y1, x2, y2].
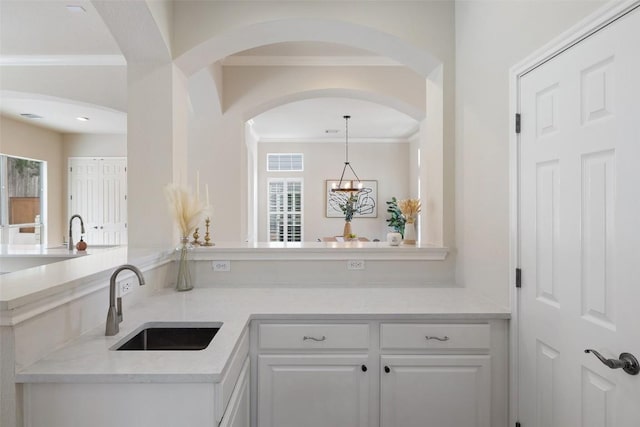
[1, 244, 509, 427]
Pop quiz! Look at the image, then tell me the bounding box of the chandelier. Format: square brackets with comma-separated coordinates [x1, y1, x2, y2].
[331, 115, 363, 193]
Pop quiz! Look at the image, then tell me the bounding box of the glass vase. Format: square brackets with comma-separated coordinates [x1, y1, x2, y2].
[175, 236, 194, 292]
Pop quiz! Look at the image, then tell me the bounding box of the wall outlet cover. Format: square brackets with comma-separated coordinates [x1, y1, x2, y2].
[119, 280, 132, 296]
[347, 260, 365, 270]
[213, 260, 231, 272]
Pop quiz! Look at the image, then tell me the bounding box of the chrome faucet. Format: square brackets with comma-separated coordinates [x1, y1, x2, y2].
[105, 264, 146, 336]
[68, 214, 86, 250]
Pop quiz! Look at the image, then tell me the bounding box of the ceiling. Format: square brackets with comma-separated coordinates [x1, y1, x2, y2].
[0, 1, 417, 139]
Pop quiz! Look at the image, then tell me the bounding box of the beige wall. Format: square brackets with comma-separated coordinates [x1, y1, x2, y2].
[63, 133, 126, 158]
[189, 63, 429, 242]
[454, 0, 606, 307]
[178, 1, 455, 246]
[0, 115, 64, 245]
[258, 141, 410, 242]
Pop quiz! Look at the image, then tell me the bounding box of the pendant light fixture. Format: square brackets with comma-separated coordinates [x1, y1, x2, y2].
[331, 115, 363, 192]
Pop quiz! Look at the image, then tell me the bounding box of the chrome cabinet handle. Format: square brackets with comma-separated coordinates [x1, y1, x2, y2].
[303, 335, 326, 342]
[426, 335, 450, 342]
[585, 349, 640, 375]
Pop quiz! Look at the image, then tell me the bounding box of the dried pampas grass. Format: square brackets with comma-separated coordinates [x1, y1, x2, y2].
[398, 198, 421, 221]
[164, 183, 205, 237]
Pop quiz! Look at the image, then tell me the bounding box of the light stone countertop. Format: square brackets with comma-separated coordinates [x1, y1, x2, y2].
[0, 247, 171, 312]
[16, 286, 510, 384]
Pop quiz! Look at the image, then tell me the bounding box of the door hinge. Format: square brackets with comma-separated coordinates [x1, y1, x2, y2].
[516, 268, 522, 288]
[70, 195, 73, 200]
[124, 195, 127, 200]
[69, 166, 73, 172]
[515, 113, 521, 134]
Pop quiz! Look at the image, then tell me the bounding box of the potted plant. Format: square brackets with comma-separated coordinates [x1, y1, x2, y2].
[386, 197, 406, 237]
[339, 193, 358, 238]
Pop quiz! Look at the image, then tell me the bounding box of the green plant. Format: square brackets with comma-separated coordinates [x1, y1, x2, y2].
[386, 197, 406, 237]
[339, 194, 358, 222]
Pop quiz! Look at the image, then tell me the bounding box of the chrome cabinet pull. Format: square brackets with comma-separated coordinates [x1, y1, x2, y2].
[303, 335, 326, 342]
[425, 335, 450, 342]
[585, 349, 640, 375]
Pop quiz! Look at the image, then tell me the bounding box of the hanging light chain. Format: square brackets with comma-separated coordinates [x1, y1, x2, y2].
[344, 115, 350, 164]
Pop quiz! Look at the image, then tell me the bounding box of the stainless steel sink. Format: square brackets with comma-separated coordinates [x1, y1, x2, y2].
[113, 322, 221, 351]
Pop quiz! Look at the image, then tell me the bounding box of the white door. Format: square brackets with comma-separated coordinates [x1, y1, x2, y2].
[380, 355, 490, 427]
[518, 6, 640, 427]
[257, 354, 370, 427]
[68, 158, 127, 245]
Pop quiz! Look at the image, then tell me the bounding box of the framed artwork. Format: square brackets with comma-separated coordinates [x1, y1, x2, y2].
[325, 180, 377, 218]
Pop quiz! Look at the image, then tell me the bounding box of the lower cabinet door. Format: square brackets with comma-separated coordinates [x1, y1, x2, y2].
[258, 354, 370, 427]
[380, 355, 491, 427]
[220, 357, 250, 427]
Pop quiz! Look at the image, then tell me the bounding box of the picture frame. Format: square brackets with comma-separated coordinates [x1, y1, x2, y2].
[325, 180, 377, 218]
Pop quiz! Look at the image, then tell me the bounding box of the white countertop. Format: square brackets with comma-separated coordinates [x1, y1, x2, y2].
[16, 286, 510, 384]
[0, 246, 171, 312]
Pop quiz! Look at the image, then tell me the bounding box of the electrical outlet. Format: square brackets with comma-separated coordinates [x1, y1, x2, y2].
[119, 280, 132, 296]
[213, 260, 231, 272]
[347, 260, 365, 270]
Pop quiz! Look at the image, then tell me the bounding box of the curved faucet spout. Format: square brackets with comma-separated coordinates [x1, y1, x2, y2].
[105, 264, 146, 336]
[68, 214, 86, 250]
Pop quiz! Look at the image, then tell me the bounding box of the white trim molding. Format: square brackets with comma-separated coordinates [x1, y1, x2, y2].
[0, 55, 126, 67]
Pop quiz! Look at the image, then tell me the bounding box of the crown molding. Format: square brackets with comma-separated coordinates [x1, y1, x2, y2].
[0, 55, 126, 66]
[258, 137, 410, 144]
[222, 55, 403, 67]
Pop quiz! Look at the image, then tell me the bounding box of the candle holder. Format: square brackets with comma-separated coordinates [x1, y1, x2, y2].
[203, 217, 214, 246]
[191, 227, 201, 246]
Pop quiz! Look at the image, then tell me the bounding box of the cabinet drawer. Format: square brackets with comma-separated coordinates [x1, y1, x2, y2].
[259, 323, 369, 350]
[380, 323, 490, 350]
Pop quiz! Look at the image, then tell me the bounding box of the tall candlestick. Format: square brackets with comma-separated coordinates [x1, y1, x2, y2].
[205, 183, 210, 208]
[196, 170, 200, 201]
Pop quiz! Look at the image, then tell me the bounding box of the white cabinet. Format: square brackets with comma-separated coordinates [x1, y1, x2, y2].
[254, 321, 503, 427]
[221, 357, 250, 427]
[379, 323, 492, 427]
[380, 355, 491, 427]
[258, 354, 370, 427]
[256, 324, 371, 427]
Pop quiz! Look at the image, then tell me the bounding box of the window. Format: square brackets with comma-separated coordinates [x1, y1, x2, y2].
[0, 154, 46, 244]
[268, 178, 302, 242]
[267, 153, 303, 172]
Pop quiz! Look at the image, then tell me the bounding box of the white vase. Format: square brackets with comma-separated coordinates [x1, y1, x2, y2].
[387, 232, 402, 246]
[403, 221, 416, 245]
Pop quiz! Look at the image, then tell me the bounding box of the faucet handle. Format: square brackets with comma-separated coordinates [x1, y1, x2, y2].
[116, 297, 123, 323]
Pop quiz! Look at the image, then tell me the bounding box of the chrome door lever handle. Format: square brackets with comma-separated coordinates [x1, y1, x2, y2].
[585, 349, 640, 375]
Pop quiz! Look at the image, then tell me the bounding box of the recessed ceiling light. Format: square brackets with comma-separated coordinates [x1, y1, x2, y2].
[325, 129, 339, 134]
[66, 5, 86, 13]
[76, 116, 90, 121]
[20, 113, 43, 119]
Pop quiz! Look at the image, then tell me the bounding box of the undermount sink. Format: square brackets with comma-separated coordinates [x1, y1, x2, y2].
[113, 322, 221, 351]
